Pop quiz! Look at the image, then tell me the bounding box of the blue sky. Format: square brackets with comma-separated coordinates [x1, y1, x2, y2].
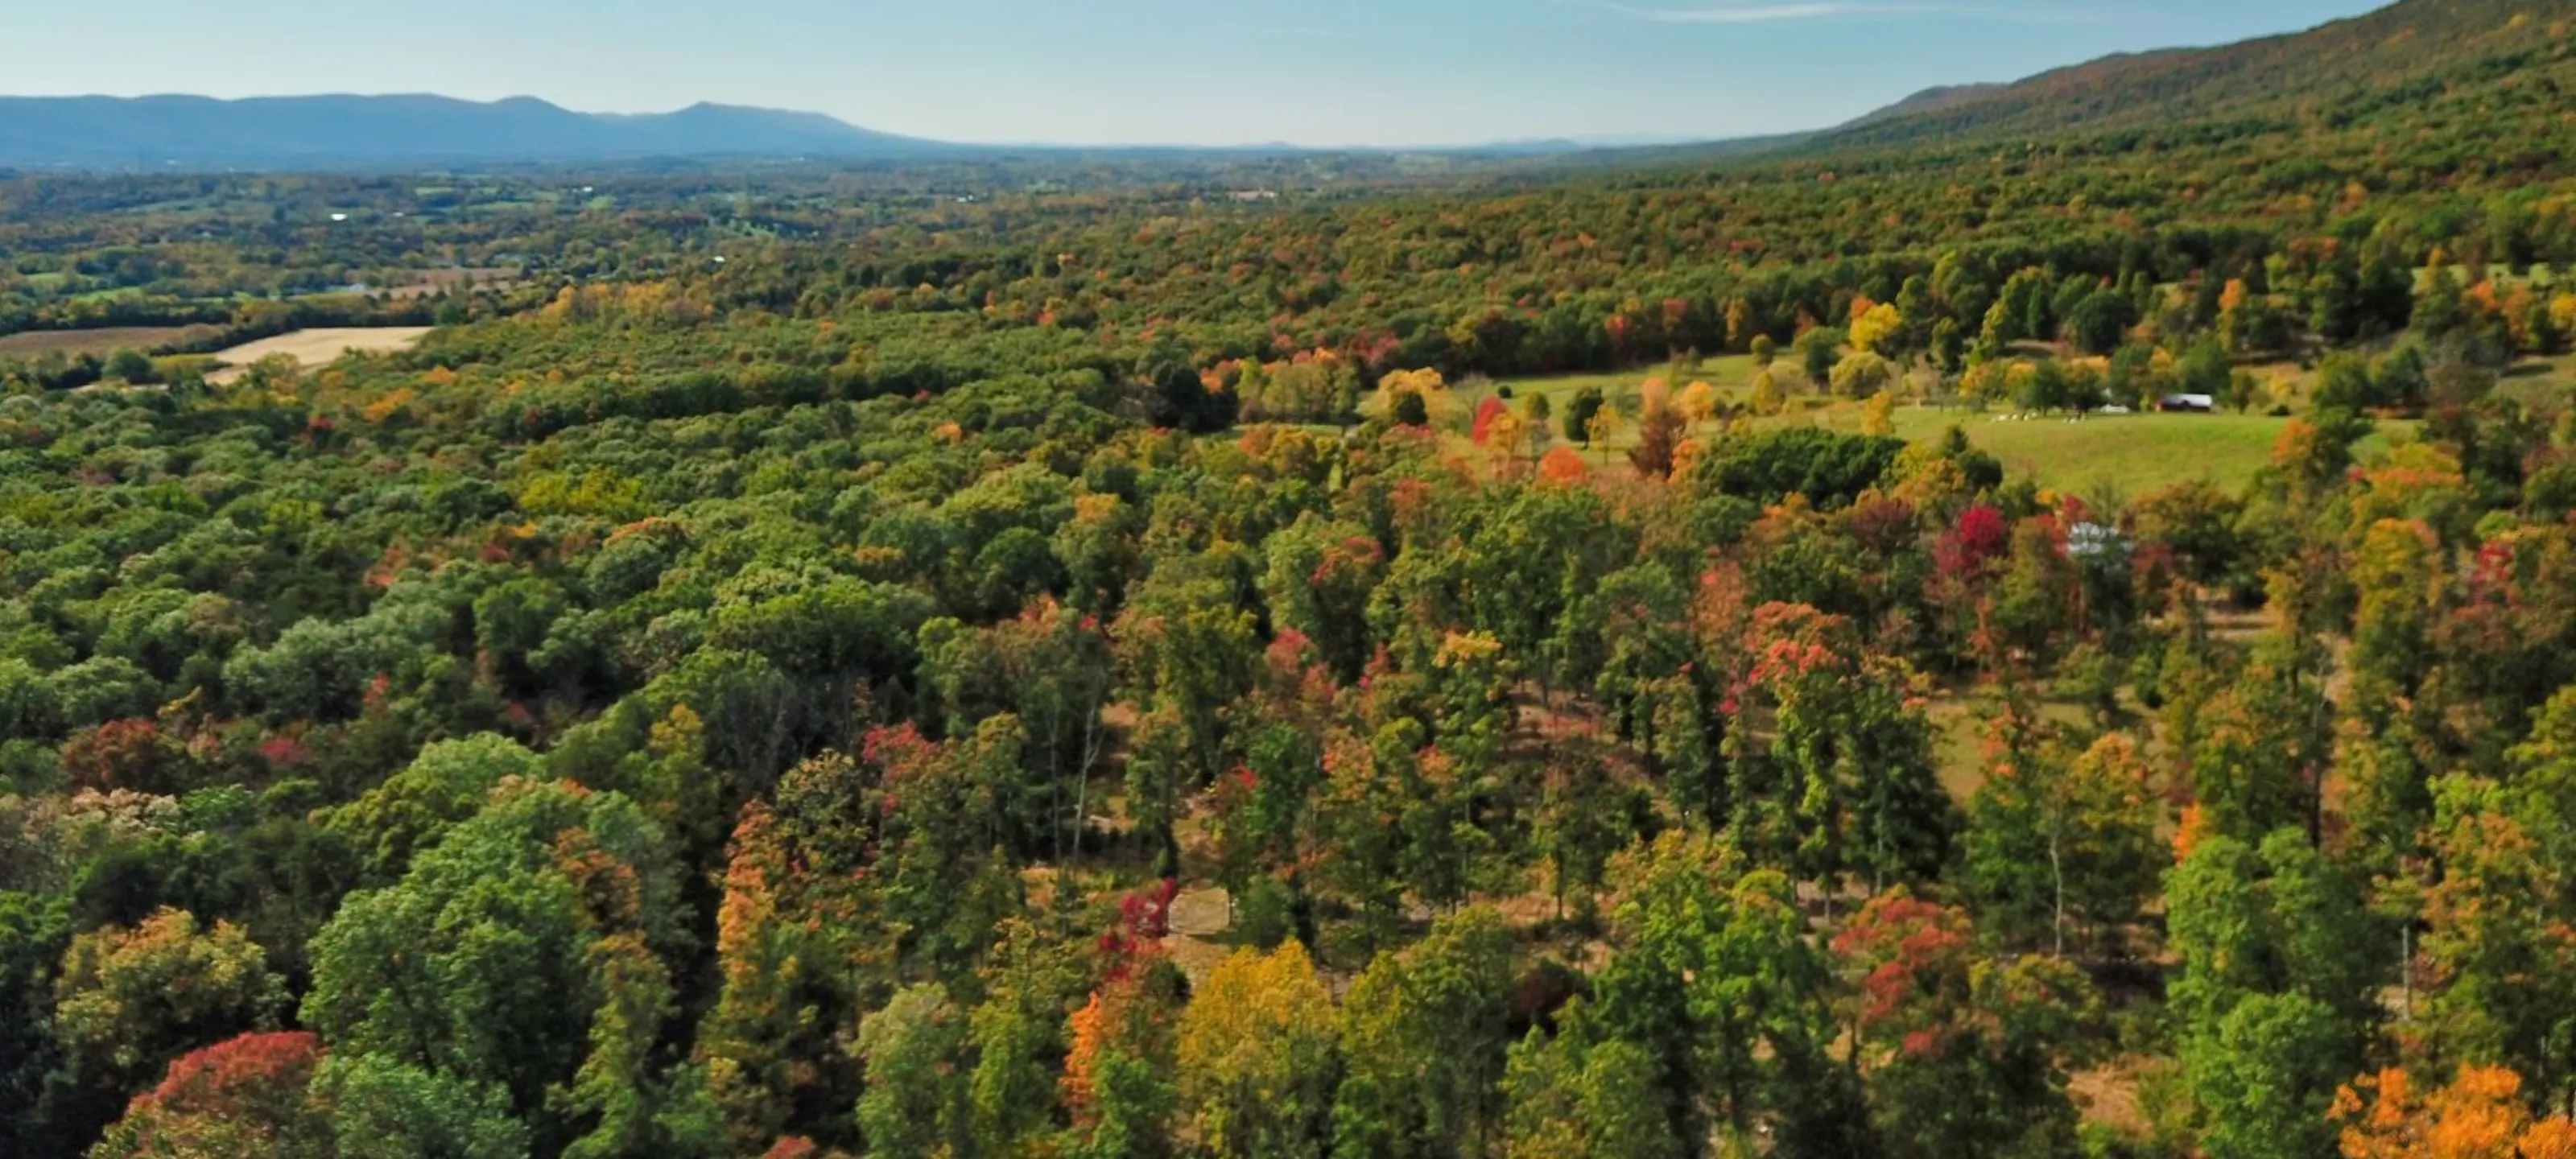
[5, 1, 2387, 146]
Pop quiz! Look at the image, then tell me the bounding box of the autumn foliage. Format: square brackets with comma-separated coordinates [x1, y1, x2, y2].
[1536, 445, 1590, 486]
[91, 1032, 324, 1159]
[2335, 1067, 2576, 1159]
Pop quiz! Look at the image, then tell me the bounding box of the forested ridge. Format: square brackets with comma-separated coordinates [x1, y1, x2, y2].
[12, 1, 2576, 1157]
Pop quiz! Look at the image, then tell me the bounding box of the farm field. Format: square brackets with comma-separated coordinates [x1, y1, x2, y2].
[1880, 409, 2346, 496]
[204, 326, 435, 383]
[0, 325, 214, 359]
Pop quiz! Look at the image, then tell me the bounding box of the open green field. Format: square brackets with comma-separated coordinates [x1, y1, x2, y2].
[1808, 405, 2410, 496]
[1443, 365, 2305, 494]
[1889, 409, 2314, 496]
[1463, 357, 2475, 495]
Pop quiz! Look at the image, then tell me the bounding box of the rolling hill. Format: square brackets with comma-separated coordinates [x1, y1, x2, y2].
[1831, 0, 2576, 148]
[0, 94, 945, 168]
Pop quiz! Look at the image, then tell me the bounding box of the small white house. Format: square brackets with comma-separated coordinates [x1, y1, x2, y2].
[2069, 522, 2126, 561]
[2158, 394, 2216, 413]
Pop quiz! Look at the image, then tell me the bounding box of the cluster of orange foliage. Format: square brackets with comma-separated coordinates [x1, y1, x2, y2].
[2335, 1067, 2576, 1159]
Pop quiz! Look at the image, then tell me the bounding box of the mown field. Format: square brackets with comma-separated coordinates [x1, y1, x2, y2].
[1878, 409, 2339, 496]
[1453, 354, 2503, 495]
[203, 326, 437, 384]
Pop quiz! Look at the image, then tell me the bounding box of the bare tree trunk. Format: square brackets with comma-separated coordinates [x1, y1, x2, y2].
[2050, 829, 2066, 959]
[2400, 923, 2413, 1021]
[1071, 686, 1107, 860]
[1049, 707, 1067, 864]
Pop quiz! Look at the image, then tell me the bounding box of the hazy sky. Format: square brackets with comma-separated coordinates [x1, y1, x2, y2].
[4, 1, 2387, 146]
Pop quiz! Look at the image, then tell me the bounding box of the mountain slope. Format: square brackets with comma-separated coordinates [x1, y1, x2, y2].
[1830, 0, 2576, 148]
[0, 94, 941, 167]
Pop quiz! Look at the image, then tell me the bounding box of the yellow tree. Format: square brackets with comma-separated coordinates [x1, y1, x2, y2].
[2334, 1066, 2576, 1159]
[1585, 403, 1627, 460]
[1852, 303, 1906, 357]
[1832, 350, 1897, 400]
[2218, 278, 2256, 354]
[1485, 408, 1532, 464]
[1749, 369, 1787, 417]
[55, 909, 285, 1112]
[1177, 942, 1338, 1159]
[1678, 382, 1719, 428]
[1377, 369, 1451, 426]
[1862, 391, 1898, 438]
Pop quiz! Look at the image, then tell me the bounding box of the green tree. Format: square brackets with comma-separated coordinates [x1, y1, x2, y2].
[102, 349, 157, 385]
[1333, 909, 1517, 1159]
[1563, 386, 1607, 446]
[324, 733, 540, 885]
[2186, 637, 2331, 847]
[302, 780, 689, 1157]
[1966, 731, 2164, 955]
[1500, 1014, 1676, 1159]
[1532, 733, 1634, 921]
[312, 1054, 530, 1159]
[968, 921, 1088, 1158]
[2179, 992, 2352, 1159]
[1831, 891, 2093, 1159]
[1830, 350, 1895, 399]
[2418, 744, 2576, 1112]
[1113, 560, 1259, 800]
[856, 985, 972, 1159]
[50, 909, 286, 1142]
[1798, 327, 1845, 388]
[2069, 290, 2141, 355]
[2166, 831, 2377, 1159]
[1724, 605, 1953, 893]
[1588, 831, 1854, 1154]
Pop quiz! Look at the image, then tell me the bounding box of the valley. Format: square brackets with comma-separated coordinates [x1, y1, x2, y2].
[4, 2, 2576, 1157]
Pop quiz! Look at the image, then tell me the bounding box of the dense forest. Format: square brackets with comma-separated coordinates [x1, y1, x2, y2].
[12, 2, 2576, 1157]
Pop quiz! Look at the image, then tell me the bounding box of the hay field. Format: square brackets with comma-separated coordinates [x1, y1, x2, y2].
[205, 327, 434, 384]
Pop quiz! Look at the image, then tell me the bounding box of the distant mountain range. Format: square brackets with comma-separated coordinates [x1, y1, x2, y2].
[0, 94, 943, 167]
